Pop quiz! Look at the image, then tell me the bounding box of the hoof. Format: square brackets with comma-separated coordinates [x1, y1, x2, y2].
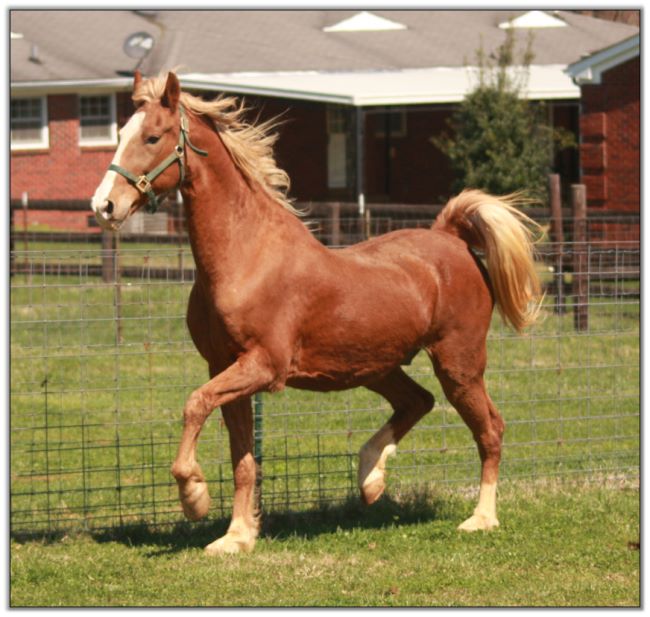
[360, 469, 386, 505]
[358, 441, 395, 505]
[179, 480, 211, 521]
[457, 513, 499, 532]
[204, 532, 255, 556]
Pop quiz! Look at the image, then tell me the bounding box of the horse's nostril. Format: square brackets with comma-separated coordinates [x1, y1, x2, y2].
[105, 200, 115, 216]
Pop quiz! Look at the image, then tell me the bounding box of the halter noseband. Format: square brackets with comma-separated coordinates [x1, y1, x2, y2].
[108, 105, 208, 213]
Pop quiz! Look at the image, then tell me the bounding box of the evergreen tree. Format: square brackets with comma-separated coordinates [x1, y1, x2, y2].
[434, 30, 574, 202]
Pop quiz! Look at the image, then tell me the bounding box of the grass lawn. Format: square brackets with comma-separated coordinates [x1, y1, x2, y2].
[10, 480, 639, 607]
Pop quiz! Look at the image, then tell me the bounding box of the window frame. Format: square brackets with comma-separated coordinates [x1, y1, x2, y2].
[326, 106, 351, 190]
[10, 95, 49, 151]
[78, 93, 118, 147]
[374, 111, 407, 138]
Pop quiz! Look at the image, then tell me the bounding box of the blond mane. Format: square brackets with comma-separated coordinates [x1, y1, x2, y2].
[133, 73, 301, 216]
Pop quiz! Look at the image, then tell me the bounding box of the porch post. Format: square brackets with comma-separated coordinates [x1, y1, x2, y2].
[355, 106, 366, 238]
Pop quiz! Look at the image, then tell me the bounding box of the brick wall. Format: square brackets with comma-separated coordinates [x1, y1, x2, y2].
[579, 56, 640, 213]
[11, 92, 134, 203]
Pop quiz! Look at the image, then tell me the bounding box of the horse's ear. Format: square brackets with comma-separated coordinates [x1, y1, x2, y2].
[161, 72, 180, 113]
[132, 70, 145, 109]
[133, 69, 142, 93]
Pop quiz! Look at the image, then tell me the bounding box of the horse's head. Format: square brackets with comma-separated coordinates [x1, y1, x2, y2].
[91, 71, 184, 231]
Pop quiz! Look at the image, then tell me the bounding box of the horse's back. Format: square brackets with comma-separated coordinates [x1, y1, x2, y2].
[342, 227, 494, 338]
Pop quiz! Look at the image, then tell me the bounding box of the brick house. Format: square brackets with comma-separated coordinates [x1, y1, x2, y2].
[10, 10, 639, 231]
[567, 34, 640, 214]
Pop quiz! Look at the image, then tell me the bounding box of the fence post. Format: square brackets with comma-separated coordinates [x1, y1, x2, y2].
[21, 192, 29, 254]
[548, 174, 565, 314]
[101, 230, 115, 283]
[114, 232, 123, 344]
[571, 184, 589, 331]
[253, 392, 263, 466]
[253, 392, 263, 506]
[330, 202, 341, 246]
[21, 193, 32, 284]
[176, 190, 185, 277]
[10, 205, 15, 277]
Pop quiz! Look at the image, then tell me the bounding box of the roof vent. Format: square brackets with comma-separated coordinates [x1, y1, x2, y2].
[499, 10, 566, 29]
[323, 11, 407, 33]
[29, 44, 42, 64]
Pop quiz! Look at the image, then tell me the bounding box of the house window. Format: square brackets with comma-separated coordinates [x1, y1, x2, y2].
[375, 111, 407, 138]
[79, 94, 117, 145]
[11, 97, 48, 150]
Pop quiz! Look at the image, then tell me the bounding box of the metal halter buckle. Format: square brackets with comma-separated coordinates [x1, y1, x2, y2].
[135, 175, 152, 193]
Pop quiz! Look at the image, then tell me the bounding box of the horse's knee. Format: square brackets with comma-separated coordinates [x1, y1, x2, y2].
[183, 389, 209, 424]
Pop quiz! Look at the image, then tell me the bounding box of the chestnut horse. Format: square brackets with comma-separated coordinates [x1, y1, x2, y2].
[91, 71, 540, 555]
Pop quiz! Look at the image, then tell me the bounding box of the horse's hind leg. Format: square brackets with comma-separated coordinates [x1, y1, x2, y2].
[428, 338, 504, 531]
[359, 367, 434, 504]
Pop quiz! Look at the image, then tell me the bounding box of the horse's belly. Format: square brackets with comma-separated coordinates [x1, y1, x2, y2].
[287, 314, 426, 391]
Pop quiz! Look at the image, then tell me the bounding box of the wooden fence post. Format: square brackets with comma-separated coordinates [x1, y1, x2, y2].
[330, 202, 341, 246]
[548, 174, 565, 314]
[10, 205, 15, 277]
[571, 184, 589, 331]
[176, 190, 185, 276]
[101, 230, 115, 283]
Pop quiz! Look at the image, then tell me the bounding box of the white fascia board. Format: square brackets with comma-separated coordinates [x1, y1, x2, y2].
[11, 78, 133, 96]
[566, 34, 639, 85]
[180, 75, 355, 105]
[181, 65, 579, 107]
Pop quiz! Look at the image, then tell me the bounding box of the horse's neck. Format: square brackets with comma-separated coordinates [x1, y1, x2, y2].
[180, 121, 311, 288]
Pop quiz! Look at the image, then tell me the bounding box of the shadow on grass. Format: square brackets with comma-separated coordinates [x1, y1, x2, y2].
[11, 489, 466, 556]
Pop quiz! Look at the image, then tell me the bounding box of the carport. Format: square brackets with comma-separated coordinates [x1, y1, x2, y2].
[180, 65, 579, 214]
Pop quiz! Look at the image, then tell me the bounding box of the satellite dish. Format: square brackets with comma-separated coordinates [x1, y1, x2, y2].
[123, 31, 155, 60]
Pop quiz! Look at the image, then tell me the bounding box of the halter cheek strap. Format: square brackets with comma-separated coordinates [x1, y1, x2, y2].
[108, 105, 208, 213]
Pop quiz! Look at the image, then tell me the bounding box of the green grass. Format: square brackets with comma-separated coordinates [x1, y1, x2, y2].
[10, 480, 640, 607]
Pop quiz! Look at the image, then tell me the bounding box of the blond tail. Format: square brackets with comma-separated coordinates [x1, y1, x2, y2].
[433, 189, 542, 332]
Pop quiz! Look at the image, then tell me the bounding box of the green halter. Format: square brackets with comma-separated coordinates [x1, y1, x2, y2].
[108, 105, 208, 213]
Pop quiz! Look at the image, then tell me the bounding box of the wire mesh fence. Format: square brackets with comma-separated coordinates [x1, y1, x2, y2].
[10, 234, 640, 535]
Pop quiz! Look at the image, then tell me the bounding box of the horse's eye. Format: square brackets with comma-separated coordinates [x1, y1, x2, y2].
[146, 135, 160, 145]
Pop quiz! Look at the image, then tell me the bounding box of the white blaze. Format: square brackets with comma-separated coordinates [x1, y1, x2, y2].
[91, 111, 145, 215]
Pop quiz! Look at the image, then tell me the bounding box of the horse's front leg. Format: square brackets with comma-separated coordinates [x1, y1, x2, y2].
[203, 397, 260, 555]
[170, 350, 272, 539]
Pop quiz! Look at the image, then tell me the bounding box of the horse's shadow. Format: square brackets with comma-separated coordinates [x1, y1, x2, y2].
[87, 490, 464, 557]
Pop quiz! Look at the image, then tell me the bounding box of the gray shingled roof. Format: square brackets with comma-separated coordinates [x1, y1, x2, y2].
[11, 9, 638, 83]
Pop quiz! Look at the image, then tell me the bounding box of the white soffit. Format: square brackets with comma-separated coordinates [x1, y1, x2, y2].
[180, 65, 579, 107]
[323, 11, 407, 32]
[499, 10, 567, 29]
